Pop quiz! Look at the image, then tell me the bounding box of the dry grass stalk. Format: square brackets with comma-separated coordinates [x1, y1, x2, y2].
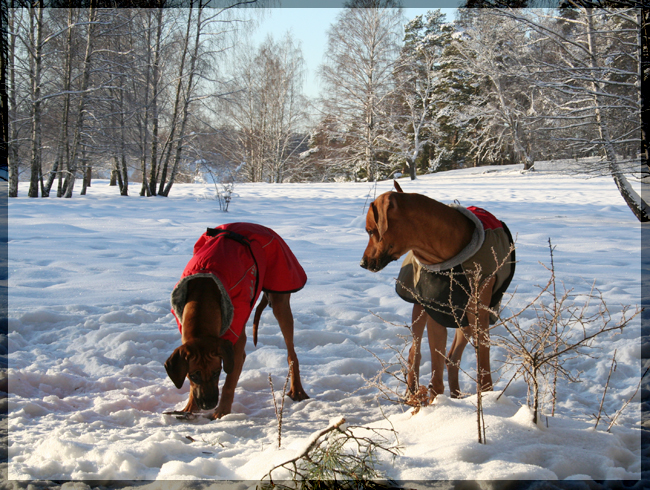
[269, 362, 293, 449]
[593, 350, 616, 429]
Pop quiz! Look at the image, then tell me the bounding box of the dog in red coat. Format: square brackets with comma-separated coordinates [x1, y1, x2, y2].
[165, 223, 309, 419]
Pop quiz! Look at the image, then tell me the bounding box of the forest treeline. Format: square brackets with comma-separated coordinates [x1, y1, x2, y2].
[3, 1, 647, 218]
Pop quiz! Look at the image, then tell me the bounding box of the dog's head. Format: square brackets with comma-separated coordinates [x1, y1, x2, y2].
[360, 182, 407, 273]
[164, 338, 234, 411]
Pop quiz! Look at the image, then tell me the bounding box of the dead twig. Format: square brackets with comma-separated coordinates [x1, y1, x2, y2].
[606, 366, 649, 432]
[269, 362, 293, 449]
[593, 350, 616, 430]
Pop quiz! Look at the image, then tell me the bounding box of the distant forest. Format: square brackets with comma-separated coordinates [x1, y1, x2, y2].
[2, 1, 647, 219]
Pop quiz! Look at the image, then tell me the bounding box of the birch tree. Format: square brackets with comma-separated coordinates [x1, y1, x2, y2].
[138, 8, 164, 197]
[451, 10, 541, 170]
[27, 1, 44, 197]
[1, 1, 9, 185]
[319, 3, 403, 181]
[157, 2, 258, 196]
[497, 8, 648, 221]
[42, 8, 76, 197]
[141, 7, 167, 196]
[9, 7, 85, 197]
[7, 3, 22, 197]
[62, 2, 96, 198]
[224, 34, 308, 183]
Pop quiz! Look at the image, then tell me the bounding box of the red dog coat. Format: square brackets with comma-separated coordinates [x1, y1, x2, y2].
[171, 223, 307, 345]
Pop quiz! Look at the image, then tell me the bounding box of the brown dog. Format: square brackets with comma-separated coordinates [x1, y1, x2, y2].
[165, 223, 309, 419]
[361, 182, 515, 401]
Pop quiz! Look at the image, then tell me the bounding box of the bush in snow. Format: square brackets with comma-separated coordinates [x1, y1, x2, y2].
[494, 239, 641, 426]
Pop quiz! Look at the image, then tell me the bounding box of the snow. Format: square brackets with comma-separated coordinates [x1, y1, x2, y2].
[5, 164, 644, 485]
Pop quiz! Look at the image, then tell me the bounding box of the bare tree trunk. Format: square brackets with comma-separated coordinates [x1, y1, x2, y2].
[64, 2, 96, 198]
[162, 3, 205, 197]
[139, 12, 153, 197]
[640, 9, 649, 173]
[45, 8, 75, 197]
[157, 6, 192, 196]
[110, 156, 123, 189]
[27, 3, 43, 198]
[80, 146, 88, 195]
[586, 9, 648, 221]
[145, 8, 163, 196]
[7, 3, 19, 197]
[408, 137, 418, 181]
[118, 75, 128, 196]
[0, 3, 7, 185]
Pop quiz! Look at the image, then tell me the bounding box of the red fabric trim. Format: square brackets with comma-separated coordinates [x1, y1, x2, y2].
[467, 206, 503, 230]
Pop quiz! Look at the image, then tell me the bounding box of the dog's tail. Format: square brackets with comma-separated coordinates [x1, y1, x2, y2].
[252, 293, 269, 347]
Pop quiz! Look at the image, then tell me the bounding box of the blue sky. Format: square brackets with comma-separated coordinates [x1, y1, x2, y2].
[251, 6, 459, 100]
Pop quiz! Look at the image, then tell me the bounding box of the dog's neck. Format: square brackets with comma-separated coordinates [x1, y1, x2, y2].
[400, 193, 475, 265]
[181, 277, 223, 344]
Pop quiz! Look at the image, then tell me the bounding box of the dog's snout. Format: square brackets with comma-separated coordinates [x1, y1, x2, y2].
[198, 396, 218, 411]
[360, 258, 368, 269]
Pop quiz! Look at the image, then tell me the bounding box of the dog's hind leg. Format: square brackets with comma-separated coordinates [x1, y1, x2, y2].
[450, 327, 492, 396]
[269, 292, 309, 401]
[467, 276, 495, 394]
[448, 276, 496, 397]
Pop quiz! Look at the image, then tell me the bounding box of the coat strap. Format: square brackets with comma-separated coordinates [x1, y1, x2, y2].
[206, 228, 260, 309]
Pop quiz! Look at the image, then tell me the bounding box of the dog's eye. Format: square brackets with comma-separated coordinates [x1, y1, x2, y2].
[367, 229, 374, 237]
[189, 372, 202, 384]
[211, 370, 221, 381]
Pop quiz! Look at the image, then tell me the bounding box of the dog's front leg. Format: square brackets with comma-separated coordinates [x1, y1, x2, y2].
[269, 292, 309, 401]
[425, 315, 447, 401]
[181, 388, 199, 414]
[446, 328, 467, 398]
[407, 304, 426, 395]
[211, 333, 247, 419]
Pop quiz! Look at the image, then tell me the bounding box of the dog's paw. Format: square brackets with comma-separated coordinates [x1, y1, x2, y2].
[209, 407, 232, 420]
[287, 388, 309, 402]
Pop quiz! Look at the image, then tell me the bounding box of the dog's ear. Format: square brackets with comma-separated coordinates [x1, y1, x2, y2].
[370, 201, 380, 231]
[164, 346, 190, 389]
[218, 340, 235, 374]
[393, 180, 403, 193]
[377, 193, 396, 238]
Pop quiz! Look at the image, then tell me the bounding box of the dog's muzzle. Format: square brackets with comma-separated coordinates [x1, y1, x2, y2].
[360, 254, 394, 272]
[193, 385, 219, 411]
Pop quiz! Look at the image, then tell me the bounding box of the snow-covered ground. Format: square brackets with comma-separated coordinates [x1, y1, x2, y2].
[5, 165, 645, 485]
